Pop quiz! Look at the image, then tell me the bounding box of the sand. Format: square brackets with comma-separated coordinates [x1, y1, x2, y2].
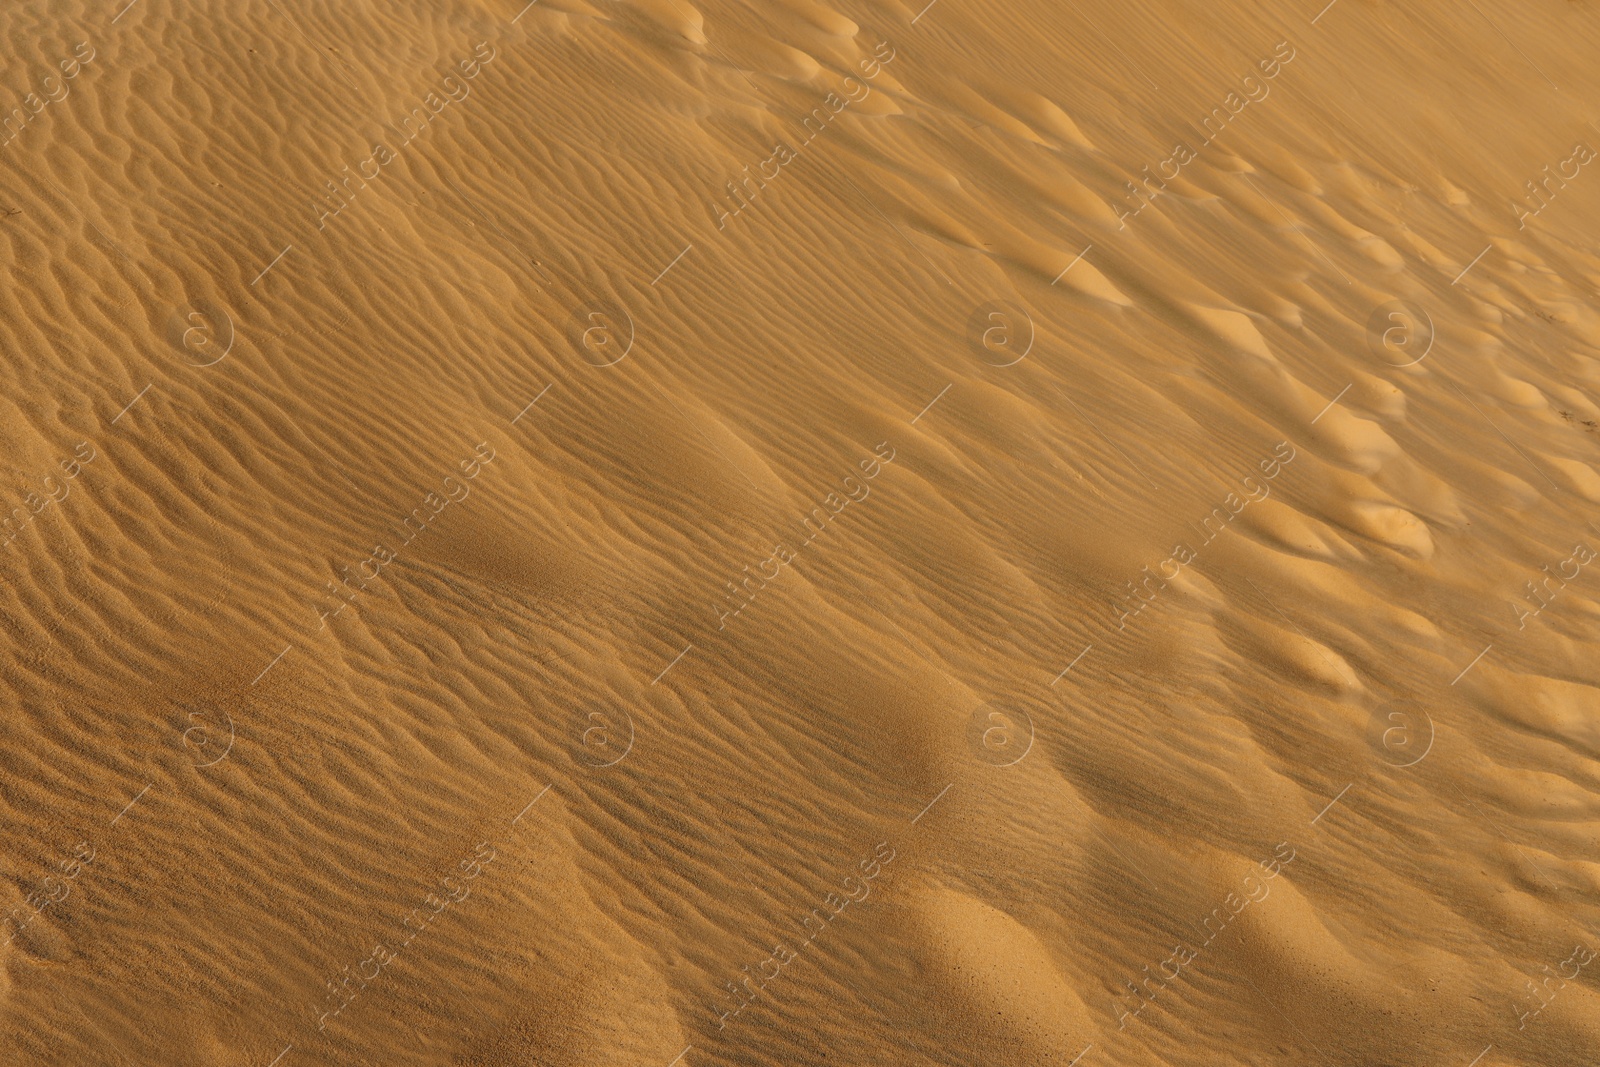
[2, 0, 1599, 1063]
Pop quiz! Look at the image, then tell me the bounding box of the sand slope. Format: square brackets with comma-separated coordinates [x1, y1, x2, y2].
[2, 0, 1600, 1064]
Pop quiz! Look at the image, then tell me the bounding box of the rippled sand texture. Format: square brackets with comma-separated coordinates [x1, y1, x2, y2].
[3, 0, 1600, 1063]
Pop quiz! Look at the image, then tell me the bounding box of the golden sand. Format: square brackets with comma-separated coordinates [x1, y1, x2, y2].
[3, 0, 1600, 1063]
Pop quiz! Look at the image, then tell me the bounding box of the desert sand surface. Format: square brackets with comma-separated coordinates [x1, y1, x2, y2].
[3, 0, 1600, 1063]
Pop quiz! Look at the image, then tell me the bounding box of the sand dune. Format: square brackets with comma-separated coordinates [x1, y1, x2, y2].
[2, 0, 1600, 1063]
